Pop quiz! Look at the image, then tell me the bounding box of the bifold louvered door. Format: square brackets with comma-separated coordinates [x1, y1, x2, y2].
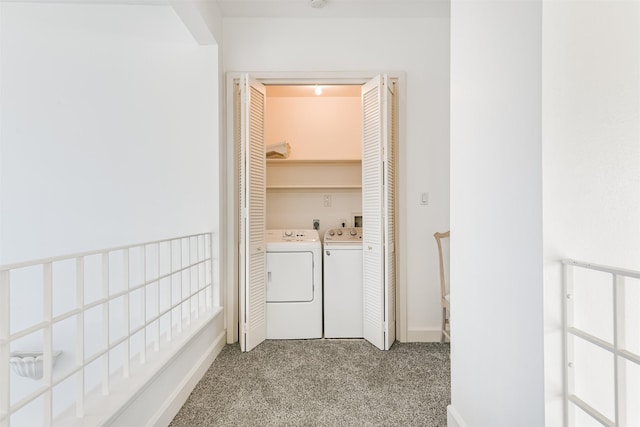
[384, 76, 397, 349]
[239, 75, 267, 352]
[362, 75, 396, 351]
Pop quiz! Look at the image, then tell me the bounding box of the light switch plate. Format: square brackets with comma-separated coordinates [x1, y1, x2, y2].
[420, 192, 429, 205]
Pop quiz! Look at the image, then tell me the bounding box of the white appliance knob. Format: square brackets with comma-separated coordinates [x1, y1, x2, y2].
[285, 230, 293, 237]
[350, 229, 357, 236]
[337, 230, 343, 236]
[329, 230, 335, 236]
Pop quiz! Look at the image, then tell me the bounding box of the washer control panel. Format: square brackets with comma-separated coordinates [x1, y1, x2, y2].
[324, 227, 362, 242]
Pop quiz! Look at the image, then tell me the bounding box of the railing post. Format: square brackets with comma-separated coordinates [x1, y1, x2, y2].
[209, 233, 215, 309]
[123, 249, 130, 379]
[201, 234, 206, 310]
[43, 263, 53, 427]
[562, 261, 575, 427]
[155, 243, 160, 352]
[75, 257, 85, 418]
[140, 245, 147, 364]
[186, 237, 192, 326]
[177, 240, 183, 334]
[101, 254, 110, 396]
[191, 237, 198, 321]
[167, 242, 173, 343]
[614, 273, 626, 427]
[0, 270, 10, 427]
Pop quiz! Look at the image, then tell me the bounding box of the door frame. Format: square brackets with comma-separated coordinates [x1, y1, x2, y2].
[222, 71, 407, 344]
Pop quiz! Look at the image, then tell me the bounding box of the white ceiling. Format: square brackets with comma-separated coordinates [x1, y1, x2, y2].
[215, 0, 450, 18]
[8, 0, 447, 19]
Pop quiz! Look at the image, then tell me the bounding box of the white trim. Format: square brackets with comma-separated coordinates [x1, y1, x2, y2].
[50, 308, 223, 427]
[406, 327, 442, 343]
[103, 308, 225, 427]
[224, 73, 238, 344]
[147, 324, 226, 426]
[447, 405, 468, 427]
[223, 70, 407, 344]
[226, 70, 404, 84]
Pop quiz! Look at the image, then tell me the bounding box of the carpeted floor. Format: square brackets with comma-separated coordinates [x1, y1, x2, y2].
[170, 339, 450, 426]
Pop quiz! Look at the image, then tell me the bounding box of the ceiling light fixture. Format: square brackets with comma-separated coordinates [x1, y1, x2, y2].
[310, 0, 327, 9]
[314, 85, 322, 96]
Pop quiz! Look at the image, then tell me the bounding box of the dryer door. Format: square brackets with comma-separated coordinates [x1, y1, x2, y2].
[266, 252, 314, 302]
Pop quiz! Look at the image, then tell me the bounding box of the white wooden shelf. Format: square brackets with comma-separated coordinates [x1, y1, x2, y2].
[266, 159, 361, 165]
[266, 159, 362, 189]
[267, 184, 362, 190]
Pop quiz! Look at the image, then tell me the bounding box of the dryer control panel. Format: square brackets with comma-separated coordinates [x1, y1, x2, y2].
[324, 227, 362, 242]
[266, 229, 319, 242]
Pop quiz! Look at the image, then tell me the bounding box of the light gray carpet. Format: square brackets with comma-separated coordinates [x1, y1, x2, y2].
[170, 339, 450, 427]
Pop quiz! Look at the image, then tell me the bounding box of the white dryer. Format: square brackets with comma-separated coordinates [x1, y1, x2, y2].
[265, 229, 322, 339]
[323, 227, 363, 338]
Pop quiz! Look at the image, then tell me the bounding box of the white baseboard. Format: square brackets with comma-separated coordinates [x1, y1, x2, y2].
[98, 309, 226, 427]
[150, 325, 227, 426]
[406, 327, 442, 342]
[447, 405, 468, 427]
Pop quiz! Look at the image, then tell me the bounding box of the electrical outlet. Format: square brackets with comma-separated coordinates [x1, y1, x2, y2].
[313, 219, 320, 230]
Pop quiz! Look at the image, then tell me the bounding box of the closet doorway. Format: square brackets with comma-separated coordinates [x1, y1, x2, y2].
[223, 73, 403, 351]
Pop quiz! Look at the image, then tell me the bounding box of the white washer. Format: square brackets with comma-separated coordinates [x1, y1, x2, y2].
[323, 227, 363, 338]
[266, 229, 322, 339]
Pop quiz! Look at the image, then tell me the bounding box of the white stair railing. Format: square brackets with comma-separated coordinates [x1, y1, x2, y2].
[0, 233, 216, 427]
[562, 259, 640, 427]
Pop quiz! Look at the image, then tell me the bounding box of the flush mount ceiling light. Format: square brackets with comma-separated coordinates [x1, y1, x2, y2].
[310, 0, 327, 9]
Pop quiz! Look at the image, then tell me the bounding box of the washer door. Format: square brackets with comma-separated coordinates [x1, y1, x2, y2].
[266, 252, 314, 302]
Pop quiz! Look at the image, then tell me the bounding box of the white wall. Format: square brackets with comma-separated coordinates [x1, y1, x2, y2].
[266, 94, 361, 160]
[223, 16, 450, 340]
[266, 188, 362, 238]
[0, 3, 219, 264]
[0, 3, 222, 423]
[543, 1, 640, 425]
[450, 1, 545, 426]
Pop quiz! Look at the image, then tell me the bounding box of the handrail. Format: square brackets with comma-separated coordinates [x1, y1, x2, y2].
[561, 259, 640, 280]
[561, 259, 640, 427]
[0, 232, 209, 272]
[0, 232, 216, 427]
